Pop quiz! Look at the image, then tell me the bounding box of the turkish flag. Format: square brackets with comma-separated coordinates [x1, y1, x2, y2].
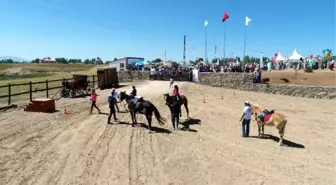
[222, 12, 229, 22]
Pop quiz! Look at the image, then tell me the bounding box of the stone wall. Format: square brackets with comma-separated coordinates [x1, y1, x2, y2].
[118, 71, 150, 82]
[198, 72, 336, 99]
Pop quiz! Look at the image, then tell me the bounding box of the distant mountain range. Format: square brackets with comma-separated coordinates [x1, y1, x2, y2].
[0, 56, 29, 62]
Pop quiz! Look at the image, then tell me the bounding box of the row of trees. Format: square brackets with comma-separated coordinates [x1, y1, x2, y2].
[0, 57, 111, 64]
[0, 55, 271, 65]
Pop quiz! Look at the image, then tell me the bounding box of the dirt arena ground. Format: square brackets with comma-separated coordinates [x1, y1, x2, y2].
[0, 81, 335, 185]
[262, 70, 336, 86]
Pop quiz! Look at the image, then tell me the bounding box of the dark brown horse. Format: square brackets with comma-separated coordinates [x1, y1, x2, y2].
[163, 93, 189, 119]
[119, 91, 166, 133]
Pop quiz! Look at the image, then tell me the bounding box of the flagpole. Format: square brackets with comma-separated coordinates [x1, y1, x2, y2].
[223, 21, 226, 62]
[205, 23, 208, 64]
[243, 25, 247, 63]
[164, 49, 166, 65]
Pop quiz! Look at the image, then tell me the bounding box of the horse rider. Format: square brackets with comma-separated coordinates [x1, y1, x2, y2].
[131, 86, 137, 97]
[130, 86, 144, 112]
[107, 91, 120, 124]
[172, 85, 180, 101]
[239, 101, 253, 137]
[111, 88, 120, 112]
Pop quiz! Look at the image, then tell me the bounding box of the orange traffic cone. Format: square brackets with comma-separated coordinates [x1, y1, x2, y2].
[63, 106, 68, 114]
[203, 96, 206, 103]
[221, 94, 224, 99]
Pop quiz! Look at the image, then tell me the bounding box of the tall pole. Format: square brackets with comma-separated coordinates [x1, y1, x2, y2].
[223, 22, 226, 62]
[215, 45, 218, 65]
[205, 25, 208, 64]
[243, 25, 247, 63]
[164, 49, 166, 65]
[183, 35, 186, 64]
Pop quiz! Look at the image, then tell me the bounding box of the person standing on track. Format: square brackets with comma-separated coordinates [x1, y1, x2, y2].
[170, 100, 180, 130]
[107, 91, 120, 124]
[239, 101, 253, 137]
[90, 89, 101, 114]
[111, 88, 120, 112]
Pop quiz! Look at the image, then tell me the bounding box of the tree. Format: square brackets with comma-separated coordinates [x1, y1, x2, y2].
[152, 58, 162, 63]
[55, 57, 68, 64]
[31, 58, 40, 63]
[211, 58, 219, 64]
[113, 58, 118, 61]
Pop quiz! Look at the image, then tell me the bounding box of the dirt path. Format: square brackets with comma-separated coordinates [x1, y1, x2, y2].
[0, 81, 335, 185]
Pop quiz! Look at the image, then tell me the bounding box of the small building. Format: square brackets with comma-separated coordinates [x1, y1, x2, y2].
[107, 57, 144, 71]
[39, 58, 56, 63]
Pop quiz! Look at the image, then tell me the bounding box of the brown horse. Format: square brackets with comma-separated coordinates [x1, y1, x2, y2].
[163, 93, 189, 119]
[250, 103, 288, 146]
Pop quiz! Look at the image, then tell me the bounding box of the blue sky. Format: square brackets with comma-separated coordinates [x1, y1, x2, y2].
[0, 0, 335, 61]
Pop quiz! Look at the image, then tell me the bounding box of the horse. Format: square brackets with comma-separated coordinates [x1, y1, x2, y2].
[119, 91, 166, 133]
[250, 103, 288, 146]
[163, 93, 189, 119]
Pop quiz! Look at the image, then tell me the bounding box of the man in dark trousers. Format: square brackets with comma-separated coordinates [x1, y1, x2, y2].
[239, 101, 253, 137]
[111, 88, 120, 112]
[107, 92, 119, 124]
[170, 101, 180, 130]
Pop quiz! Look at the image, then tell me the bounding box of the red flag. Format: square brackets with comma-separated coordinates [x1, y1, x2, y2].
[222, 12, 229, 22]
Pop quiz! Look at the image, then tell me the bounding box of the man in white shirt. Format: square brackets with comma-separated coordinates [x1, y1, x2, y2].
[239, 101, 253, 137]
[111, 88, 120, 112]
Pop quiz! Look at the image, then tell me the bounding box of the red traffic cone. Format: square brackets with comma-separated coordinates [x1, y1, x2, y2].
[203, 96, 206, 103]
[63, 106, 68, 114]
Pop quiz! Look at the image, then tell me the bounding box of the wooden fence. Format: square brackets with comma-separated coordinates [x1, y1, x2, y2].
[0, 75, 97, 106]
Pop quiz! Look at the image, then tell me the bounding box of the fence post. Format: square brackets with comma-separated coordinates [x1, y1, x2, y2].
[92, 75, 95, 89]
[8, 83, 11, 105]
[29, 81, 32, 102]
[46, 80, 49, 98]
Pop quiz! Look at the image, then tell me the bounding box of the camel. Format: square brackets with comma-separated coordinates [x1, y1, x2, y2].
[250, 103, 288, 146]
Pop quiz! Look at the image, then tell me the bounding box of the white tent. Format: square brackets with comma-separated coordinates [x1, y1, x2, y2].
[276, 52, 285, 61]
[289, 49, 304, 60]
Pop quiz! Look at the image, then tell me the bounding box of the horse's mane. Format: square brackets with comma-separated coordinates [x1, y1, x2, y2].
[250, 103, 262, 113]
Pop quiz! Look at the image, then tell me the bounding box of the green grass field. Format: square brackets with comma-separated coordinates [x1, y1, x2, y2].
[0, 63, 106, 106]
[0, 63, 101, 74]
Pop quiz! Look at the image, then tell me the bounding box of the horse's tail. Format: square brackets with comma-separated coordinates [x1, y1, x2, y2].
[152, 104, 166, 126]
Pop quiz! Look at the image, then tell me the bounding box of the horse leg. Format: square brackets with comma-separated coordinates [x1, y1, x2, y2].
[184, 102, 189, 119]
[257, 124, 261, 138]
[130, 111, 135, 127]
[146, 114, 152, 133]
[262, 125, 265, 137]
[278, 123, 286, 146]
[134, 112, 138, 126]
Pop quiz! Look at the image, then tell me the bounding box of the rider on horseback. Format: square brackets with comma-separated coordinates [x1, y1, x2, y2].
[172, 85, 181, 102]
[131, 86, 144, 113]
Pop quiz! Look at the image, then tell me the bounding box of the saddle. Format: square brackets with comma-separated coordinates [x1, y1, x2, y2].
[258, 109, 275, 122]
[133, 98, 146, 114]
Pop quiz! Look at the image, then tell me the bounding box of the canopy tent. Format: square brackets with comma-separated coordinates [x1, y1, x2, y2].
[289, 49, 304, 60]
[275, 52, 286, 61]
[135, 61, 148, 66]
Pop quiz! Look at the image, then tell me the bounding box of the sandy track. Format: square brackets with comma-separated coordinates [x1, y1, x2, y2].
[0, 81, 335, 185]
